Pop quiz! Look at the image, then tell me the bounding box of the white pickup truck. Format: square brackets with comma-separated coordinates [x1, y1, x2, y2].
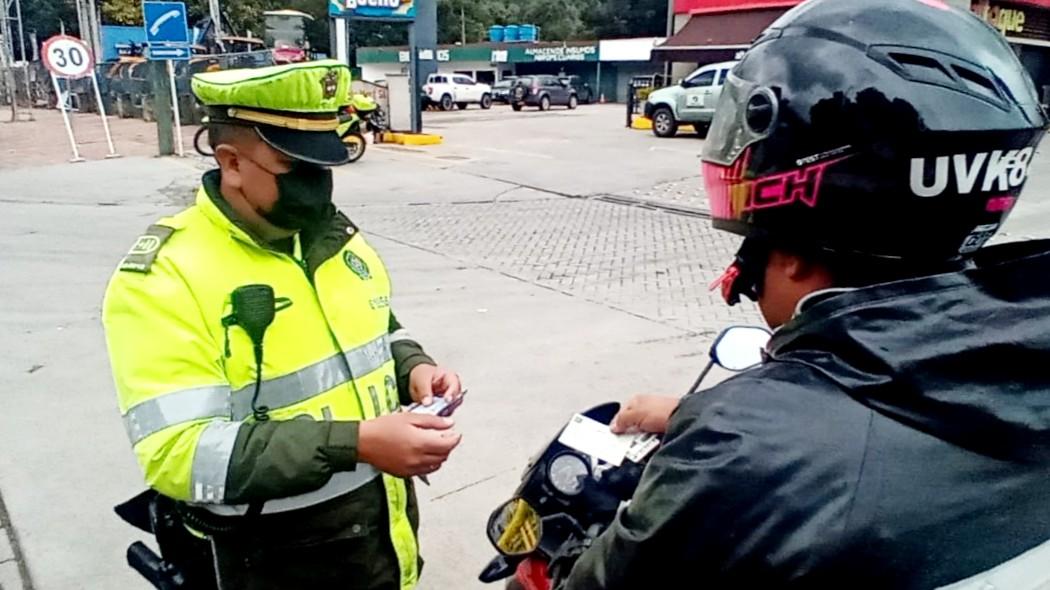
[644, 61, 739, 137]
[423, 73, 494, 111]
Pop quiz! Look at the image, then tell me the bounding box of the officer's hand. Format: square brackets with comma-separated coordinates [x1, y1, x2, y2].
[409, 364, 463, 406]
[358, 413, 462, 478]
[610, 395, 680, 435]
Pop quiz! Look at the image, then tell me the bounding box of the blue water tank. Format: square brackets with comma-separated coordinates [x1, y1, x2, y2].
[488, 25, 505, 43]
[519, 24, 538, 42]
[504, 25, 520, 42]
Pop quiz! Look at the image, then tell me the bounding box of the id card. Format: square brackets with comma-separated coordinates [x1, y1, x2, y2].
[407, 392, 466, 417]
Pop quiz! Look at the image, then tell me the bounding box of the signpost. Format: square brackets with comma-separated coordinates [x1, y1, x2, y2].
[329, 0, 429, 133]
[143, 1, 190, 156]
[41, 34, 119, 162]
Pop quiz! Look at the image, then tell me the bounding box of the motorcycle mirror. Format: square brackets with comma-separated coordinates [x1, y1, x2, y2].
[487, 498, 543, 557]
[478, 554, 520, 583]
[712, 326, 771, 371]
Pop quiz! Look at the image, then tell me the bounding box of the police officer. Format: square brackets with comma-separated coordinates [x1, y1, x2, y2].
[104, 60, 462, 589]
[565, 0, 1050, 587]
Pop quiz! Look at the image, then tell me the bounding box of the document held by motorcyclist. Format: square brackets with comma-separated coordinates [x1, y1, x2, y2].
[562, 0, 1050, 588]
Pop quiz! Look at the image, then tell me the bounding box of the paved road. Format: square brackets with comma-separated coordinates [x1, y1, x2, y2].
[0, 103, 1048, 590]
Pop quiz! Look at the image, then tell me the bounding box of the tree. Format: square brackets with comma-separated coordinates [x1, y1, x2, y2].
[100, 0, 142, 25]
[585, 0, 668, 38]
[18, 0, 78, 58]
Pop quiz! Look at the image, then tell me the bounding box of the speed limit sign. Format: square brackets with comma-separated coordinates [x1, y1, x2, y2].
[42, 35, 95, 79]
[41, 34, 119, 162]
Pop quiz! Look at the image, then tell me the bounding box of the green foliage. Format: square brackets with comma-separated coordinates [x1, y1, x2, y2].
[435, 0, 671, 44]
[21, 0, 668, 61]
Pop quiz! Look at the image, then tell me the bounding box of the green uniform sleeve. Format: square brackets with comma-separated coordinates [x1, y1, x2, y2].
[223, 420, 360, 505]
[389, 312, 435, 405]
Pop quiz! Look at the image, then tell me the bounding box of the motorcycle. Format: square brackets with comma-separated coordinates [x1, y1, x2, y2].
[338, 93, 388, 164]
[478, 325, 772, 590]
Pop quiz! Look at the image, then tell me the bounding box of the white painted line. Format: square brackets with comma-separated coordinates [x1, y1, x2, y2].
[478, 147, 555, 160]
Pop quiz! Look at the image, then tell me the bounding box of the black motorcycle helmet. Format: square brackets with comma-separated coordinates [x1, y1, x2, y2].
[703, 0, 1048, 305]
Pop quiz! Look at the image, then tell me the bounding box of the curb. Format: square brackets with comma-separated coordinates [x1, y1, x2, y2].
[380, 132, 443, 146]
[0, 490, 33, 590]
[629, 117, 696, 134]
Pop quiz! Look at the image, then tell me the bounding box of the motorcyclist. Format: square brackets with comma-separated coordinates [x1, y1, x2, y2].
[563, 0, 1050, 587]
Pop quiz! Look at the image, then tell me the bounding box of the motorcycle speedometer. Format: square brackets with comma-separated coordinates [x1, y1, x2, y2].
[547, 452, 590, 496]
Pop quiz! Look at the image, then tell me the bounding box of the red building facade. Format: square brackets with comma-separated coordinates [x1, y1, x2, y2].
[658, 0, 1050, 93]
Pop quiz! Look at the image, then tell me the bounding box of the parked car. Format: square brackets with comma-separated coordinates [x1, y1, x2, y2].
[423, 73, 493, 111]
[643, 61, 738, 137]
[492, 77, 518, 104]
[509, 75, 578, 111]
[559, 75, 594, 104]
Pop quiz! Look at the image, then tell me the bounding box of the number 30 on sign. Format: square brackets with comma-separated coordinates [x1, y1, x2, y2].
[42, 35, 95, 79]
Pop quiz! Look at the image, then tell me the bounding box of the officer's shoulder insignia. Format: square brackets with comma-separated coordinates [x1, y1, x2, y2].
[321, 69, 340, 99]
[344, 250, 372, 280]
[120, 224, 176, 273]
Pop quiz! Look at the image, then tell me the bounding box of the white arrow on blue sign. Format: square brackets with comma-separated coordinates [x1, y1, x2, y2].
[147, 45, 192, 60]
[143, 1, 190, 45]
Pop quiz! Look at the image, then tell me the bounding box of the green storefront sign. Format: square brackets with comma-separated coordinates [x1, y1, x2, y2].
[520, 45, 597, 62]
[358, 42, 600, 64]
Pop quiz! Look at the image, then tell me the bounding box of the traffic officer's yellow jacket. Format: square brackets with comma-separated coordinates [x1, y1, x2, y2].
[103, 170, 433, 589]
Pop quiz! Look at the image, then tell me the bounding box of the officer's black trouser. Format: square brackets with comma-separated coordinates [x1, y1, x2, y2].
[185, 479, 421, 590]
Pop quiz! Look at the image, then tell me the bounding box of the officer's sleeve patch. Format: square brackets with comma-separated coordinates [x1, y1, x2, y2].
[119, 224, 176, 273]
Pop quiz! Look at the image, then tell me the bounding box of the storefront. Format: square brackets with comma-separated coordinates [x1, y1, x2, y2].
[357, 39, 664, 102]
[656, 1, 797, 80]
[972, 0, 1050, 93]
[357, 41, 599, 85]
[657, 0, 1050, 93]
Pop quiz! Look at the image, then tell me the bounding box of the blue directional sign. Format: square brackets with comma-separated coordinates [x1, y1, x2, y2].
[143, 2, 190, 45]
[147, 45, 191, 61]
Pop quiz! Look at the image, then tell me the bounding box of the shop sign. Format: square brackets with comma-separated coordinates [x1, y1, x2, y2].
[329, 0, 416, 21]
[972, 1, 1050, 40]
[522, 45, 598, 62]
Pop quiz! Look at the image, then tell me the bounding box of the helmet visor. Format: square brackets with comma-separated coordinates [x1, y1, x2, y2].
[702, 72, 776, 167]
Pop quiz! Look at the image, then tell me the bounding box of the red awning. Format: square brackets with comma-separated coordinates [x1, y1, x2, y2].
[653, 7, 788, 62]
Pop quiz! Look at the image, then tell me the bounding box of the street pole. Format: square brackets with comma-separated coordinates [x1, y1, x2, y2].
[149, 60, 175, 155]
[13, 0, 24, 61]
[86, 0, 102, 60]
[411, 0, 437, 133]
[460, 5, 466, 45]
[167, 60, 184, 156]
[74, 0, 85, 43]
[209, 0, 223, 40]
[51, 73, 84, 161]
[664, 0, 675, 81]
[408, 22, 419, 133]
[13, 0, 29, 117]
[1, 0, 17, 121]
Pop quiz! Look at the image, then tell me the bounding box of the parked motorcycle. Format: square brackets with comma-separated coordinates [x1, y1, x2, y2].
[478, 325, 772, 590]
[338, 93, 388, 164]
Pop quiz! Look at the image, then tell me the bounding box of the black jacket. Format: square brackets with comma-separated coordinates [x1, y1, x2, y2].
[564, 241, 1050, 589]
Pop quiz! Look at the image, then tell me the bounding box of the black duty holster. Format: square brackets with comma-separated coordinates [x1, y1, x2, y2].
[115, 490, 219, 590]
